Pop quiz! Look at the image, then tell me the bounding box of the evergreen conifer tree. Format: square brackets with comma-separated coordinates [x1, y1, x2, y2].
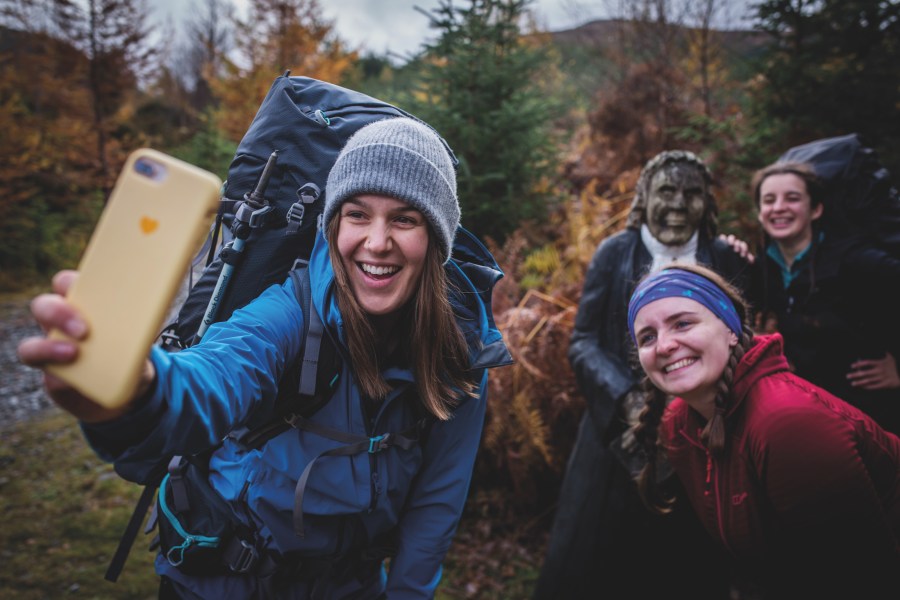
[410, 0, 560, 243]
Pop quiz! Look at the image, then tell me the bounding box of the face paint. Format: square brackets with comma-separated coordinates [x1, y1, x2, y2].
[645, 164, 708, 246]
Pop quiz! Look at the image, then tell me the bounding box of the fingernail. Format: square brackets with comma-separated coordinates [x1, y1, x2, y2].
[53, 341, 77, 360]
[65, 319, 87, 338]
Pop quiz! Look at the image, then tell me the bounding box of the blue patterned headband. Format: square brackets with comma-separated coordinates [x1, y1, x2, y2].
[627, 268, 743, 343]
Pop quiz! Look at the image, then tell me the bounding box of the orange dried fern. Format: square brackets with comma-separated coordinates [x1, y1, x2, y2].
[476, 176, 635, 520]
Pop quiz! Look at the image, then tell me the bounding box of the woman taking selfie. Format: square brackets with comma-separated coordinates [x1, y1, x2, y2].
[627, 264, 899, 598]
[18, 118, 511, 599]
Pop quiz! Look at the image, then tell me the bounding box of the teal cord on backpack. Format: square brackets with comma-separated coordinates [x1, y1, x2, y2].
[154, 457, 246, 576]
[158, 473, 220, 567]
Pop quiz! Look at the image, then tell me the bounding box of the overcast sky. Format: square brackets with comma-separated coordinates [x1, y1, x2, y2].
[151, 1, 612, 60]
[151, 1, 756, 62]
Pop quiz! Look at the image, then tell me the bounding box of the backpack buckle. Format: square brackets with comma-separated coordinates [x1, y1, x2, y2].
[286, 184, 321, 234]
[286, 202, 305, 228]
[368, 434, 391, 453]
[226, 539, 259, 574]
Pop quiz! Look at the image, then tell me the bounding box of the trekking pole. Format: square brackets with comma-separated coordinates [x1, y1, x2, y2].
[195, 151, 278, 341]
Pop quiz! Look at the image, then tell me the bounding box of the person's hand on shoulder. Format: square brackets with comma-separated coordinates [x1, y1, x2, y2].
[16, 270, 154, 423]
[847, 353, 900, 390]
[719, 233, 756, 264]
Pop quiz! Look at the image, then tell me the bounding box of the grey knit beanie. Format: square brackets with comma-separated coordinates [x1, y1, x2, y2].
[323, 117, 460, 263]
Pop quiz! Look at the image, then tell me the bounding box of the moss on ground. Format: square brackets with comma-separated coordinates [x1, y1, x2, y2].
[0, 410, 159, 599]
[0, 410, 540, 599]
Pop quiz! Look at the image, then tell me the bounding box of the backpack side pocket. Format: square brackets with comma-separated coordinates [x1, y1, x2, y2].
[156, 458, 244, 576]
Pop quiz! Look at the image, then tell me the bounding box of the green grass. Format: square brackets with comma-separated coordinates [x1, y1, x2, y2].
[0, 411, 541, 599]
[0, 410, 159, 599]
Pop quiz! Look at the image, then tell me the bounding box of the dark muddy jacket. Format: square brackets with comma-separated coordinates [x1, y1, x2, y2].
[749, 234, 900, 433]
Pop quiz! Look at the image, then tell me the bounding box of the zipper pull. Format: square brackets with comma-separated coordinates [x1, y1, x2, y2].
[704, 452, 712, 497]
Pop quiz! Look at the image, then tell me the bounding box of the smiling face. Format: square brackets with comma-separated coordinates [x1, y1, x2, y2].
[633, 296, 738, 415]
[645, 164, 708, 246]
[757, 173, 823, 250]
[335, 194, 429, 317]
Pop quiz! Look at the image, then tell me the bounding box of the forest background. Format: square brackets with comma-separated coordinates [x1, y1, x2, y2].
[1, 0, 899, 597]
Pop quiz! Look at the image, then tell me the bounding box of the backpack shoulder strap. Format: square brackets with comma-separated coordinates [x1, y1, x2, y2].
[291, 263, 324, 397]
[106, 264, 337, 582]
[226, 263, 340, 451]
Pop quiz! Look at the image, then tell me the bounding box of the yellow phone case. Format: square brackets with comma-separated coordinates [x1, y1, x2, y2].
[47, 148, 221, 408]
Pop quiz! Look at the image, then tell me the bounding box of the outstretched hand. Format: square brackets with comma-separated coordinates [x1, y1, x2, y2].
[16, 270, 153, 423]
[847, 353, 900, 391]
[719, 233, 756, 264]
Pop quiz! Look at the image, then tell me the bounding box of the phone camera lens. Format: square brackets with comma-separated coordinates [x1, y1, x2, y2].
[135, 158, 155, 178]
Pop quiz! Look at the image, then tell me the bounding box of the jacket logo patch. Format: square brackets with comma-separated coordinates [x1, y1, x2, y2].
[732, 492, 748, 506]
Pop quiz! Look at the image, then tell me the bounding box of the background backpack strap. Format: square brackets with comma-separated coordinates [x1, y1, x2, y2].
[104, 482, 159, 582]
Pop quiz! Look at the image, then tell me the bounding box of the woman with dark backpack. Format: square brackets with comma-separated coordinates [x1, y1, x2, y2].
[18, 118, 511, 599]
[748, 161, 900, 434]
[628, 263, 900, 598]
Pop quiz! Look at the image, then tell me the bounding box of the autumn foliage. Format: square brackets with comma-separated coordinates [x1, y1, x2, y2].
[2, 1, 896, 564]
[211, 0, 356, 142]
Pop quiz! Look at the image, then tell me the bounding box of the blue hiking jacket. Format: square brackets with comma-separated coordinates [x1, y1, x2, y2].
[82, 229, 511, 599]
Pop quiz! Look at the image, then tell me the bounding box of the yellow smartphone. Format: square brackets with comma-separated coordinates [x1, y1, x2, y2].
[47, 149, 221, 408]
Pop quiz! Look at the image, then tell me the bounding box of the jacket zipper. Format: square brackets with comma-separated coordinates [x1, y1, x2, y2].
[364, 391, 389, 514]
[680, 428, 734, 555]
[709, 450, 733, 554]
[362, 381, 414, 514]
[367, 412, 380, 514]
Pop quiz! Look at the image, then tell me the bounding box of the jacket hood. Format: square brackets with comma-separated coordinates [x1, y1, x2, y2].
[307, 226, 513, 371]
[730, 333, 791, 411]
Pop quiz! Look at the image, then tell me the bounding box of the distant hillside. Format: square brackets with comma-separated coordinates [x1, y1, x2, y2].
[550, 18, 768, 56]
[545, 18, 769, 97]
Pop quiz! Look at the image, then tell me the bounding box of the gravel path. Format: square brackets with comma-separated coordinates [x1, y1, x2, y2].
[0, 300, 54, 425]
[0, 265, 204, 427]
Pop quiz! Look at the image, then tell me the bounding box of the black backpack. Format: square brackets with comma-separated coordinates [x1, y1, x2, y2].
[778, 133, 900, 258]
[161, 71, 455, 349]
[104, 73, 463, 582]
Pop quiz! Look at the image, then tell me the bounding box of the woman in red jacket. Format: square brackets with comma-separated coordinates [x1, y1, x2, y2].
[627, 264, 900, 598]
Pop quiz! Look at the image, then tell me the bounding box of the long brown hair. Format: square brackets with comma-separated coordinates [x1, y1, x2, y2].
[750, 161, 825, 310]
[326, 217, 476, 420]
[631, 263, 755, 513]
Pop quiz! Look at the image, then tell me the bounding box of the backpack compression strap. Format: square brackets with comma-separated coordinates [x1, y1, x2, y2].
[285, 413, 431, 537]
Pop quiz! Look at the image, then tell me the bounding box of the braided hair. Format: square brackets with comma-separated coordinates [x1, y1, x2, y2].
[630, 263, 755, 513]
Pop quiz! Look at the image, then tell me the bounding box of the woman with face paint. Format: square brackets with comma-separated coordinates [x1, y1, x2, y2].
[628, 264, 900, 599]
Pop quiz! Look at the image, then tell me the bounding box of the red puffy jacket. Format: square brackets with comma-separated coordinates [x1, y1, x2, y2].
[662, 334, 900, 597]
